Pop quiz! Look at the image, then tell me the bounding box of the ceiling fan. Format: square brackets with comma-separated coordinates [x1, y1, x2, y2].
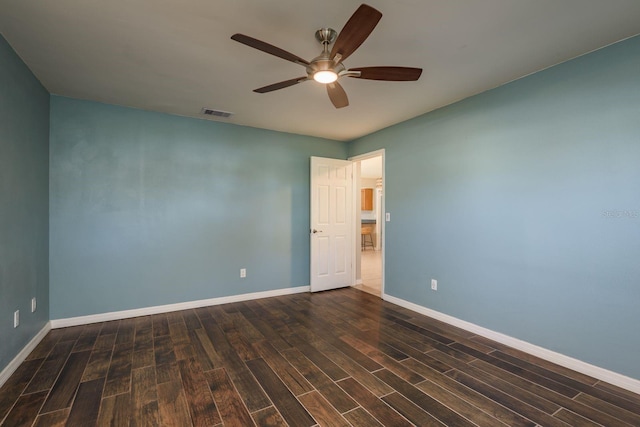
[231, 4, 422, 108]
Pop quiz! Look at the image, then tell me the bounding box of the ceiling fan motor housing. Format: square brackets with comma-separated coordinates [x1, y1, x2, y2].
[315, 28, 337, 45]
[308, 28, 343, 80]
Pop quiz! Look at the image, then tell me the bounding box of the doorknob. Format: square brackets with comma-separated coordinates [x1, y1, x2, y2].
[312, 229, 322, 234]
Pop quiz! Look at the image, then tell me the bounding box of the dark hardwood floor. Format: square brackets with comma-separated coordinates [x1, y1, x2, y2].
[1, 288, 639, 426]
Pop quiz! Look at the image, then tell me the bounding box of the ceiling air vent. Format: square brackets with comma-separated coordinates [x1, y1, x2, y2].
[201, 108, 234, 118]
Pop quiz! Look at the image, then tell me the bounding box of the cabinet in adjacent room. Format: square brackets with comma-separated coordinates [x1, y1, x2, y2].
[361, 188, 373, 211]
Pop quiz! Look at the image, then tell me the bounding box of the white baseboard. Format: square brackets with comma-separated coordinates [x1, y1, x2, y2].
[383, 293, 640, 395]
[51, 286, 310, 329]
[0, 322, 51, 388]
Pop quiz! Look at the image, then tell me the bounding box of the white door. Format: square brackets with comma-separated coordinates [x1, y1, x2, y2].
[310, 156, 353, 292]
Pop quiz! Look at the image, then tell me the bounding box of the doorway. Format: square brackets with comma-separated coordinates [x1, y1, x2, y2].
[350, 150, 384, 297]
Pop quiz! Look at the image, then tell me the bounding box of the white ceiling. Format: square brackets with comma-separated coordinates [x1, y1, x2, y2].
[2, 1, 639, 141]
[360, 156, 382, 179]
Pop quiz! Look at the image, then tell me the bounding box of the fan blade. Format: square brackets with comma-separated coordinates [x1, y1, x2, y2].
[254, 77, 309, 93]
[348, 66, 422, 81]
[231, 34, 310, 66]
[330, 4, 382, 62]
[327, 82, 349, 108]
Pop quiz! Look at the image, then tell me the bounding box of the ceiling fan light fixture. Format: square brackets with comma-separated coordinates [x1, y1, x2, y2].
[313, 70, 338, 84]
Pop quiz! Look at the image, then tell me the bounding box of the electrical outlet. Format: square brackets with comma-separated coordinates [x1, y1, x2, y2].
[14, 310, 20, 328]
[240, 268, 246, 278]
[31, 297, 37, 313]
[431, 279, 437, 291]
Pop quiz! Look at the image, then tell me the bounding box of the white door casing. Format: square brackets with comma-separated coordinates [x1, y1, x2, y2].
[310, 156, 353, 292]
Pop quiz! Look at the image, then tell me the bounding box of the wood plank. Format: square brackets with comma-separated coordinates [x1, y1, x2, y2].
[595, 380, 640, 405]
[251, 406, 287, 426]
[174, 343, 197, 362]
[206, 368, 254, 427]
[342, 407, 384, 427]
[182, 309, 203, 330]
[446, 369, 570, 427]
[415, 379, 511, 427]
[100, 320, 121, 337]
[104, 343, 134, 396]
[253, 340, 314, 396]
[489, 347, 598, 386]
[134, 315, 153, 332]
[94, 333, 117, 351]
[447, 343, 580, 398]
[381, 392, 446, 426]
[96, 392, 131, 427]
[241, 301, 291, 351]
[131, 348, 155, 370]
[157, 380, 194, 427]
[130, 366, 159, 427]
[336, 377, 413, 427]
[574, 392, 640, 426]
[376, 329, 452, 372]
[154, 334, 177, 366]
[246, 358, 316, 427]
[391, 318, 456, 345]
[228, 311, 264, 343]
[24, 340, 74, 393]
[156, 362, 181, 385]
[133, 327, 153, 352]
[402, 358, 535, 427]
[26, 332, 61, 361]
[444, 357, 561, 415]
[0, 358, 45, 421]
[554, 408, 604, 427]
[280, 347, 358, 413]
[1, 390, 47, 427]
[41, 350, 92, 413]
[185, 329, 215, 371]
[308, 336, 394, 397]
[178, 357, 221, 426]
[152, 314, 170, 337]
[226, 330, 260, 361]
[215, 347, 271, 412]
[169, 321, 191, 346]
[469, 358, 629, 426]
[375, 369, 477, 427]
[193, 328, 224, 368]
[167, 311, 184, 324]
[115, 318, 136, 347]
[34, 408, 70, 427]
[284, 334, 348, 382]
[66, 377, 105, 427]
[340, 334, 425, 384]
[297, 391, 350, 427]
[201, 317, 232, 354]
[59, 325, 85, 342]
[72, 323, 101, 352]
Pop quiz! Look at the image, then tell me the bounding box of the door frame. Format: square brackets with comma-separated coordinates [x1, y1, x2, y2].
[349, 149, 385, 297]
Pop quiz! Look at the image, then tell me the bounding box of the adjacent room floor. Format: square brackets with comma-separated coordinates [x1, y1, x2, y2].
[1, 288, 639, 426]
[356, 249, 382, 297]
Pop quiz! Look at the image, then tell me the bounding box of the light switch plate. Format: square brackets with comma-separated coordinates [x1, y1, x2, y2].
[385, 212, 390, 222]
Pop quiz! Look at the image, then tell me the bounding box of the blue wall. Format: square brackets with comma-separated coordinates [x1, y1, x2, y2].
[349, 36, 640, 379]
[49, 97, 347, 319]
[0, 36, 50, 371]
